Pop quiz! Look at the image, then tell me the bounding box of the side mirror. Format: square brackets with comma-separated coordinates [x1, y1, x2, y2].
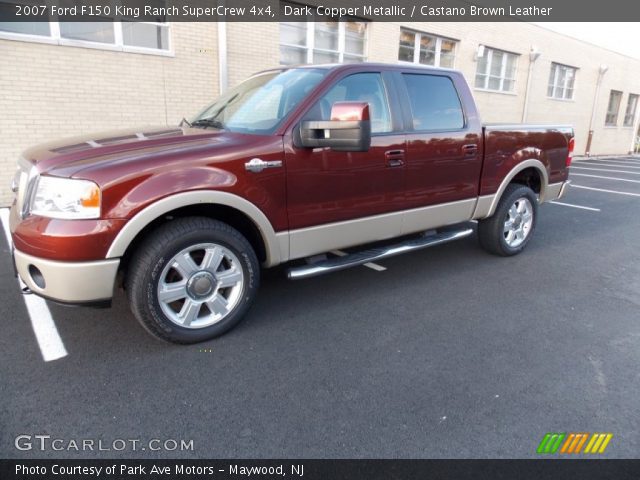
[296, 102, 371, 152]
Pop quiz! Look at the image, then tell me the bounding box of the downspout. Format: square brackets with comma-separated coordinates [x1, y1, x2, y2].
[586, 64, 608, 156]
[630, 102, 640, 154]
[217, 3, 228, 94]
[522, 47, 541, 123]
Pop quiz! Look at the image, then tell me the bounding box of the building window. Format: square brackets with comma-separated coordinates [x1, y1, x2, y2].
[547, 63, 577, 100]
[398, 29, 456, 68]
[279, 3, 367, 65]
[623, 94, 639, 127]
[59, 22, 116, 44]
[605, 90, 623, 126]
[0, 16, 51, 36]
[121, 22, 169, 50]
[0, 1, 49, 35]
[474, 46, 518, 93]
[0, 19, 170, 53]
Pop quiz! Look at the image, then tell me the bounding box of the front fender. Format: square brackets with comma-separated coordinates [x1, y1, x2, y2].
[106, 190, 286, 267]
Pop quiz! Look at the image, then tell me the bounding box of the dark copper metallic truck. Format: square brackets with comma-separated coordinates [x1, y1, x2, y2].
[9, 63, 574, 343]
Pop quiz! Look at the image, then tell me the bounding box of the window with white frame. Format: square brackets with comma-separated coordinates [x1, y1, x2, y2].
[547, 63, 577, 100]
[605, 90, 623, 126]
[279, 3, 367, 65]
[398, 29, 456, 68]
[623, 94, 639, 127]
[0, 6, 170, 54]
[474, 46, 518, 93]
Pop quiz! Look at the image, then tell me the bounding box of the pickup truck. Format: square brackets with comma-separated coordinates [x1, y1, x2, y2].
[9, 63, 574, 344]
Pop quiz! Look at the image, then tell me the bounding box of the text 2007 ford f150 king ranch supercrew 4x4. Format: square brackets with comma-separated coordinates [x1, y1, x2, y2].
[9, 63, 574, 343]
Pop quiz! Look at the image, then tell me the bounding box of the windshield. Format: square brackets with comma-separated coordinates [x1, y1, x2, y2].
[191, 68, 328, 135]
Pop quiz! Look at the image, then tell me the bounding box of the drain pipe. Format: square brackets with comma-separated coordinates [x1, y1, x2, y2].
[217, 2, 228, 94]
[630, 105, 640, 154]
[522, 46, 541, 123]
[586, 64, 609, 156]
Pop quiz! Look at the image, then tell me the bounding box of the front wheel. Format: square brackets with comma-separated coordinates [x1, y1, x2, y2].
[126, 217, 259, 344]
[478, 184, 538, 256]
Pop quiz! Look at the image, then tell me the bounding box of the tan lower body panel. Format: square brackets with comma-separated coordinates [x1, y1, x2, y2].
[557, 181, 571, 199]
[472, 195, 495, 220]
[544, 181, 566, 202]
[287, 199, 476, 261]
[472, 181, 569, 220]
[540, 182, 564, 203]
[14, 248, 119, 303]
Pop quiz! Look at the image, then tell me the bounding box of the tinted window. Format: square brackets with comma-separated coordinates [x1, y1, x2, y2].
[305, 73, 392, 133]
[193, 68, 327, 135]
[402, 74, 464, 131]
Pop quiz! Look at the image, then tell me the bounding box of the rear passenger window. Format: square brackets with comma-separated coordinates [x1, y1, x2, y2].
[402, 74, 464, 131]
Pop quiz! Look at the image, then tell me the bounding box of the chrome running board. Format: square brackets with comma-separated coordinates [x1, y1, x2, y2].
[287, 228, 473, 280]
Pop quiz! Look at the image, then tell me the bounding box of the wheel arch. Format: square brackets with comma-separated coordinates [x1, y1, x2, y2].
[106, 191, 286, 268]
[481, 159, 549, 219]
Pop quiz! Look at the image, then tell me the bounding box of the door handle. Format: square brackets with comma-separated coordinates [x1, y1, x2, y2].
[385, 149, 405, 167]
[245, 158, 283, 173]
[462, 144, 479, 157]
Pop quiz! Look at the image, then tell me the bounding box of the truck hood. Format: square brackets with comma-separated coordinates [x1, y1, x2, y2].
[22, 126, 236, 177]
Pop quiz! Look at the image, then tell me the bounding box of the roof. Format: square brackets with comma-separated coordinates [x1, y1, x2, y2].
[255, 61, 461, 75]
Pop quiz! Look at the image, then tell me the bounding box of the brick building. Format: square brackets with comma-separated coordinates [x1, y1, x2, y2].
[1, 19, 639, 205]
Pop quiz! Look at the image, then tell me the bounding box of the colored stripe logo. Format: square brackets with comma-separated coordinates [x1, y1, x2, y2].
[537, 433, 613, 454]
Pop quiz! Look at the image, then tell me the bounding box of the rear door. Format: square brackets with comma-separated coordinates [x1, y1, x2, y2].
[396, 71, 483, 209]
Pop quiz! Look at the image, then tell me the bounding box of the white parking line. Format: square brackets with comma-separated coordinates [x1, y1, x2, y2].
[580, 157, 640, 163]
[585, 156, 640, 161]
[578, 159, 640, 167]
[331, 250, 387, 271]
[571, 166, 640, 175]
[570, 173, 640, 184]
[571, 184, 640, 197]
[549, 201, 601, 212]
[576, 161, 640, 170]
[0, 208, 67, 362]
[579, 159, 640, 166]
[594, 158, 640, 165]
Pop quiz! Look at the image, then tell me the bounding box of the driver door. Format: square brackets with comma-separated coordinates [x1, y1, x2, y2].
[285, 71, 407, 257]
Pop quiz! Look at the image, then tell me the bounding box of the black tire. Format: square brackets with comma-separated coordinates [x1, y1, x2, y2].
[126, 217, 259, 344]
[478, 183, 538, 256]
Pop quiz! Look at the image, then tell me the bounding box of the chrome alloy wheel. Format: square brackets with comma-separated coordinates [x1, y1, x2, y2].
[157, 243, 244, 329]
[503, 197, 534, 248]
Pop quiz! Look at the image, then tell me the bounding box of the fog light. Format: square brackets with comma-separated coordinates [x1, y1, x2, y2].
[28, 265, 46, 289]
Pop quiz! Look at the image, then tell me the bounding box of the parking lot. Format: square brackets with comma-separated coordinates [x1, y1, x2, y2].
[1, 156, 639, 459]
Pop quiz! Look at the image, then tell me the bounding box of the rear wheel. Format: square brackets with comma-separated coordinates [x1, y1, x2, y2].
[126, 217, 259, 343]
[478, 184, 538, 256]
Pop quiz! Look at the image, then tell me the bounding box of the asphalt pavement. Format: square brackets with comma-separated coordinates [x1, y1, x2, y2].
[1, 156, 639, 459]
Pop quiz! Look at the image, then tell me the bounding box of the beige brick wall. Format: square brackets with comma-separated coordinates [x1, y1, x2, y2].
[0, 22, 218, 205]
[227, 22, 280, 88]
[2, 21, 639, 207]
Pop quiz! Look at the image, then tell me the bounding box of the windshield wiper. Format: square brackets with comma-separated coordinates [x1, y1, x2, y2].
[191, 118, 225, 130]
[192, 93, 238, 131]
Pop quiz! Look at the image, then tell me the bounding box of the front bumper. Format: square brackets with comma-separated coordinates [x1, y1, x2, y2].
[14, 248, 119, 304]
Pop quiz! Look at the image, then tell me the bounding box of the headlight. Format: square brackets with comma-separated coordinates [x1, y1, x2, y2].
[30, 176, 101, 219]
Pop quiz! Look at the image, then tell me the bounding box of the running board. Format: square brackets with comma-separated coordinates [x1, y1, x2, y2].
[287, 228, 473, 280]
